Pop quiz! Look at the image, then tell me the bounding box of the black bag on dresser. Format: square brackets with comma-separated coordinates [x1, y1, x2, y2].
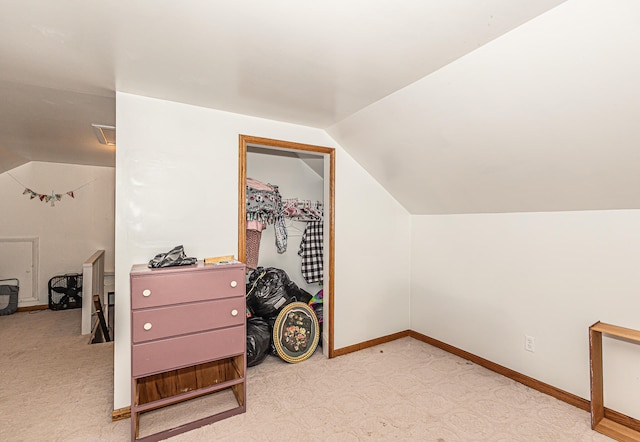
[147, 245, 197, 268]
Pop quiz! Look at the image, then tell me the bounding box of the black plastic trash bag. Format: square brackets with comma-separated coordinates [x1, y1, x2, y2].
[286, 281, 312, 304]
[266, 315, 279, 356]
[246, 317, 271, 367]
[0, 278, 19, 316]
[148, 245, 197, 268]
[246, 267, 295, 318]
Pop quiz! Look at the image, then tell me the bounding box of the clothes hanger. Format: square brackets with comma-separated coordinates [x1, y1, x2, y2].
[284, 218, 304, 236]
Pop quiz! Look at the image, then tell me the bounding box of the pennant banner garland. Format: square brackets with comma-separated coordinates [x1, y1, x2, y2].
[22, 188, 75, 206]
[9, 173, 91, 207]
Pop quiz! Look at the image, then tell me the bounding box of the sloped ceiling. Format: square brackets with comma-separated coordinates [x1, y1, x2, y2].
[0, 1, 564, 173]
[7, 1, 636, 215]
[328, 0, 640, 214]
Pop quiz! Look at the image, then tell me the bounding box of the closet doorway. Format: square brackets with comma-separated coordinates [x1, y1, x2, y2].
[238, 135, 335, 358]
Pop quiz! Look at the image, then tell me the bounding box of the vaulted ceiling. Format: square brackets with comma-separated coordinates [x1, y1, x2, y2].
[3, 0, 638, 214]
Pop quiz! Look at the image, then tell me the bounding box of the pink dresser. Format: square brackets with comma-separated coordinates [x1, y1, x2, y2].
[130, 261, 246, 442]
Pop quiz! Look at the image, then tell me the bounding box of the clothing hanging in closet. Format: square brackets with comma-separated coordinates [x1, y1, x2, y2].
[282, 199, 323, 222]
[298, 220, 323, 284]
[246, 179, 281, 226]
[283, 198, 324, 283]
[246, 178, 325, 279]
[246, 178, 286, 269]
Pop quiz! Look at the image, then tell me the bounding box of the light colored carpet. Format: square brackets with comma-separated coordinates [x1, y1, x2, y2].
[0, 309, 612, 441]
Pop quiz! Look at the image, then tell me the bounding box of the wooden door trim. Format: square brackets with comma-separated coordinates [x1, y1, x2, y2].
[238, 135, 336, 357]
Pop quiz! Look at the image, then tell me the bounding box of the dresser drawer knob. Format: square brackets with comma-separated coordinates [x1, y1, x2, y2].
[142, 289, 151, 297]
[143, 322, 153, 331]
[231, 309, 238, 317]
[230, 280, 238, 288]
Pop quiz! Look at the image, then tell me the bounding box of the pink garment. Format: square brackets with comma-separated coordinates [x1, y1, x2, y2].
[246, 220, 265, 232]
[246, 177, 274, 192]
[246, 229, 262, 270]
[282, 199, 323, 221]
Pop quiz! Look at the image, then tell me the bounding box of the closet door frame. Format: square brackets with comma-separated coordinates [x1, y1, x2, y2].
[238, 135, 336, 358]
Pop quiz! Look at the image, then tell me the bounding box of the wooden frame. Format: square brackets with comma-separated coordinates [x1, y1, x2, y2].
[238, 134, 336, 357]
[589, 321, 640, 442]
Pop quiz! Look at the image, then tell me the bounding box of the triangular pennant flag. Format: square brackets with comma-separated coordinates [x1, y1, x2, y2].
[19, 180, 89, 205]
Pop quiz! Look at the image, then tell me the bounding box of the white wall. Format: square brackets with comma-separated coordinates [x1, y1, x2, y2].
[411, 210, 640, 418]
[0, 162, 115, 305]
[115, 92, 412, 409]
[334, 147, 412, 347]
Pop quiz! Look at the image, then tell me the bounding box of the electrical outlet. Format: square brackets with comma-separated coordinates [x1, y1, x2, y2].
[525, 335, 535, 352]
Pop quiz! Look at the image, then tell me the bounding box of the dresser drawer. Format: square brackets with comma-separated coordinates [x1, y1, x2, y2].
[131, 267, 244, 309]
[132, 325, 245, 377]
[132, 297, 245, 343]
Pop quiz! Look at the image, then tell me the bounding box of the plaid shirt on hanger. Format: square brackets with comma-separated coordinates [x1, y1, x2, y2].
[299, 221, 323, 284]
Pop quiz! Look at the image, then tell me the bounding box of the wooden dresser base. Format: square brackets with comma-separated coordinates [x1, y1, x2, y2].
[132, 355, 245, 441]
[133, 400, 245, 442]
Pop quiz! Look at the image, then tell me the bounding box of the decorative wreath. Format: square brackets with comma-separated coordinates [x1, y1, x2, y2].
[272, 301, 320, 363]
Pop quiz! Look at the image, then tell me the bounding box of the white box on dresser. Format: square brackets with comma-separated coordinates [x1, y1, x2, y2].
[130, 261, 246, 442]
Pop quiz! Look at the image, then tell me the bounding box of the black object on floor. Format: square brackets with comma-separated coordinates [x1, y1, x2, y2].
[246, 317, 271, 366]
[48, 273, 82, 310]
[93, 295, 111, 342]
[0, 278, 19, 316]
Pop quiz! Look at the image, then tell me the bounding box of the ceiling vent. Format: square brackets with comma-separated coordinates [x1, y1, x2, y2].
[91, 124, 116, 146]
